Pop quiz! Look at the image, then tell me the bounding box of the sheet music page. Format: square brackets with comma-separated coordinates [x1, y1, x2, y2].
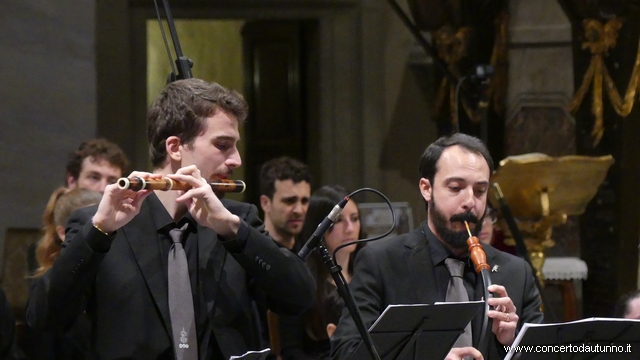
[229, 348, 271, 360]
[369, 304, 430, 331]
[504, 317, 640, 360]
[504, 319, 605, 360]
[370, 301, 485, 331]
[434, 300, 484, 305]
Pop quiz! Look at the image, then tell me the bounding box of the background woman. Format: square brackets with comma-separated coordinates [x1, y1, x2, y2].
[33, 187, 102, 277]
[478, 205, 497, 245]
[279, 185, 364, 360]
[26, 187, 102, 360]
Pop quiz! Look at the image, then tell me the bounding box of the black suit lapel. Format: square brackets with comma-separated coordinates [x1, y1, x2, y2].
[197, 226, 226, 315]
[483, 245, 502, 289]
[406, 227, 438, 305]
[123, 202, 172, 339]
[197, 226, 227, 360]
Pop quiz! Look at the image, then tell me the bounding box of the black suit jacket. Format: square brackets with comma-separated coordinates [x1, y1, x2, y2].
[330, 222, 543, 360]
[26, 195, 315, 360]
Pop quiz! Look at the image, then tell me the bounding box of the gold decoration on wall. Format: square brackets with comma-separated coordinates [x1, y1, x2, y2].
[433, 25, 472, 124]
[433, 12, 509, 127]
[489, 12, 509, 117]
[569, 17, 640, 146]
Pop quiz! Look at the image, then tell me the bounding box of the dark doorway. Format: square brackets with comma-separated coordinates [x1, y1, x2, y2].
[242, 20, 319, 207]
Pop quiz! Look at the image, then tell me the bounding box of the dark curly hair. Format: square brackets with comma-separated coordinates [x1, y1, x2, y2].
[614, 290, 640, 318]
[147, 79, 248, 168]
[418, 132, 493, 184]
[65, 138, 129, 183]
[259, 156, 311, 199]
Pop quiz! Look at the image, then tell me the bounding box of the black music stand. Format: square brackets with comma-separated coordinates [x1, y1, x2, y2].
[229, 348, 270, 360]
[504, 318, 640, 360]
[348, 301, 484, 360]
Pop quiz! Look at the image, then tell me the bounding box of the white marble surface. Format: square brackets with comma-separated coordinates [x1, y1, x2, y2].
[0, 1, 96, 270]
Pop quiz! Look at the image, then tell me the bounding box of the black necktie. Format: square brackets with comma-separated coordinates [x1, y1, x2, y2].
[444, 258, 473, 348]
[168, 223, 198, 360]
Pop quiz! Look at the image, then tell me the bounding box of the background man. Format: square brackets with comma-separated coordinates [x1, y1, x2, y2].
[65, 138, 129, 193]
[28, 138, 130, 274]
[259, 157, 311, 250]
[478, 205, 497, 245]
[331, 133, 543, 360]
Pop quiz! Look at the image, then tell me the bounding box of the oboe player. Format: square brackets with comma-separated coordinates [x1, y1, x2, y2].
[26, 79, 316, 360]
[331, 134, 543, 360]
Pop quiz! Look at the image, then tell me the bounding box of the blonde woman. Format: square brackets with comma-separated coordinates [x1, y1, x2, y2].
[34, 187, 102, 277]
[26, 187, 101, 360]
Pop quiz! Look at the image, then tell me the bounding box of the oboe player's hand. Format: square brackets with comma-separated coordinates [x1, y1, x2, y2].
[92, 172, 160, 233]
[487, 284, 518, 346]
[445, 346, 483, 360]
[169, 165, 240, 238]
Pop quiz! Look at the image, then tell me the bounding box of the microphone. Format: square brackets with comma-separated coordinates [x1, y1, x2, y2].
[297, 195, 350, 261]
[470, 64, 493, 143]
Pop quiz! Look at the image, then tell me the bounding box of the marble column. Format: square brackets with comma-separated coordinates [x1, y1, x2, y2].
[506, 0, 578, 257]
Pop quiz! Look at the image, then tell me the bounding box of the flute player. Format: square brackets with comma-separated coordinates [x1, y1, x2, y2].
[26, 79, 316, 360]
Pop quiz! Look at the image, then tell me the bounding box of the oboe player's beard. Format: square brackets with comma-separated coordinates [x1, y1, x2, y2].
[429, 197, 483, 251]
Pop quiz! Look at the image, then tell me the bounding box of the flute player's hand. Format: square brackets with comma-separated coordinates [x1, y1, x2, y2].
[169, 165, 240, 238]
[91, 172, 159, 233]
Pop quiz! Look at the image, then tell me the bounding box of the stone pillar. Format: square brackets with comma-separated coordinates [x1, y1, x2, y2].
[506, 0, 578, 257]
[506, 0, 581, 321]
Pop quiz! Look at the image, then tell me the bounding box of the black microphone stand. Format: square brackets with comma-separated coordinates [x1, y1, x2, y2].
[474, 66, 492, 145]
[317, 244, 381, 360]
[154, 0, 194, 81]
[492, 183, 557, 323]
